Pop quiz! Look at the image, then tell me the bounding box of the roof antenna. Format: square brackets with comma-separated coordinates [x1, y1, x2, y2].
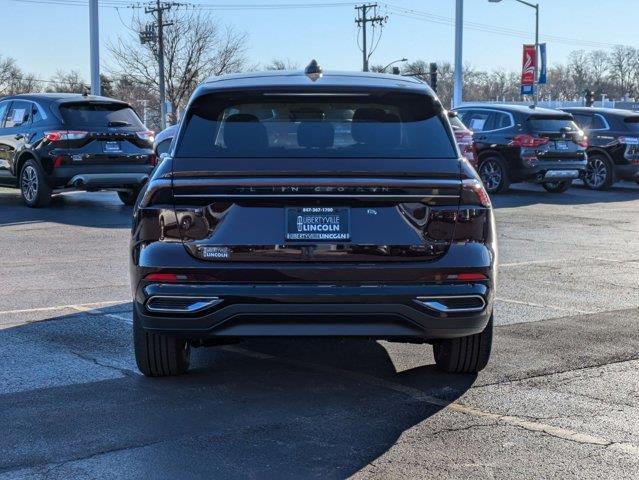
[305, 59, 323, 82]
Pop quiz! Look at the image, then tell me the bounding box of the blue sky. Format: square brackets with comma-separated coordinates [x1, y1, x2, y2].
[1, 0, 635, 80]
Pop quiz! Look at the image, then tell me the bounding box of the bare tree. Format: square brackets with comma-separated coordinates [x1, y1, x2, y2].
[607, 45, 639, 99]
[108, 9, 248, 123]
[46, 70, 87, 94]
[0, 56, 39, 96]
[264, 58, 299, 71]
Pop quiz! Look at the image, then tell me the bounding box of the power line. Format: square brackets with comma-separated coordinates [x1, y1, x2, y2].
[384, 3, 621, 50]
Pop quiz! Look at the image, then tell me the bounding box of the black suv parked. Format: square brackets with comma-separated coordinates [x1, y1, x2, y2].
[561, 107, 639, 189]
[0, 93, 155, 207]
[453, 104, 588, 193]
[130, 69, 497, 377]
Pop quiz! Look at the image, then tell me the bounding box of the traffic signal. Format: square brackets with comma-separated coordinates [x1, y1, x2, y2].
[584, 90, 595, 107]
[429, 62, 438, 92]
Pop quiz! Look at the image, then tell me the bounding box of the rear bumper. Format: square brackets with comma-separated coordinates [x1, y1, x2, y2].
[513, 160, 587, 183]
[134, 282, 494, 339]
[49, 164, 153, 190]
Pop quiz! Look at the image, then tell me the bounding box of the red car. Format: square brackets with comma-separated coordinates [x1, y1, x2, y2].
[448, 110, 477, 169]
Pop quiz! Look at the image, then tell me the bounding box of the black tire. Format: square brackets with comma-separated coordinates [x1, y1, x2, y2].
[20, 159, 52, 208]
[118, 187, 141, 206]
[583, 154, 613, 190]
[542, 180, 571, 193]
[133, 309, 190, 377]
[478, 156, 510, 194]
[433, 315, 493, 373]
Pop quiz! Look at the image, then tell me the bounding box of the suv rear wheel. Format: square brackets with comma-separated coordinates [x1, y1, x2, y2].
[542, 180, 571, 193]
[478, 156, 510, 194]
[118, 186, 142, 206]
[133, 309, 191, 377]
[20, 159, 52, 208]
[433, 315, 493, 373]
[583, 154, 613, 190]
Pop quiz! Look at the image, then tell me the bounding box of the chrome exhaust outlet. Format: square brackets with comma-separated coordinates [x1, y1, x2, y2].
[415, 295, 486, 313]
[146, 296, 222, 313]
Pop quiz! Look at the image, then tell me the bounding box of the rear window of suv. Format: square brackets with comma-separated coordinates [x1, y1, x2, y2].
[176, 91, 456, 158]
[527, 115, 579, 132]
[60, 102, 144, 129]
[623, 115, 639, 132]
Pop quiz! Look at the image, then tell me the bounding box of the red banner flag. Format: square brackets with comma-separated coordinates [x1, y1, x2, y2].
[521, 44, 536, 86]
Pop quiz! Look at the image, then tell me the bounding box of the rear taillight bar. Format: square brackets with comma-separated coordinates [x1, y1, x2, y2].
[461, 179, 491, 208]
[44, 130, 88, 142]
[575, 136, 588, 148]
[136, 130, 155, 143]
[511, 134, 549, 148]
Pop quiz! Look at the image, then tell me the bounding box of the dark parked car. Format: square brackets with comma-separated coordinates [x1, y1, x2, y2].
[448, 110, 477, 169]
[453, 104, 588, 193]
[0, 93, 155, 207]
[130, 68, 496, 377]
[561, 107, 639, 189]
[153, 123, 178, 156]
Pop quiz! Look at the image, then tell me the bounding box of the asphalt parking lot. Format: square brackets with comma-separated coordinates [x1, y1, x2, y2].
[0, 182, 638, 479]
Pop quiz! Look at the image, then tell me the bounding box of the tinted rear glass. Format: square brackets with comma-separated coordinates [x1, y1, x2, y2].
[176, 92, 456, 158]
[623, 116, 639, 132]
[60, 102, 144, 129]
[527, 116, 579, 132]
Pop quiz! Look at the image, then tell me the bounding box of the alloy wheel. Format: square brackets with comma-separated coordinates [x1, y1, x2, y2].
[21, 166, 38, 203]
[585, 157, 608, 188]
[479, 159, 502, 191]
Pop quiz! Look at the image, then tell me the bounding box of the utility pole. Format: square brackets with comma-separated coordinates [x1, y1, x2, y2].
[89, 0, 100, 96]
[453, 0, 463, 107]
[141, 1, 173, 130]
[355, 4, 387, 72]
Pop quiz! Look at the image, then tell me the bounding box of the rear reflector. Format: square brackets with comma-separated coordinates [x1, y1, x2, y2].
[144, 273, 191, 282]
[53, 155, 63, 168]
[446, 273, 488, 281]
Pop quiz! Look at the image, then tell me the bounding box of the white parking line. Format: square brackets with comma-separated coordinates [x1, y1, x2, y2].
[70, 304, 132, 324]
[496, 297, 593, 314]
[223, 345, 639, 455]
[0, 300, 129, 316]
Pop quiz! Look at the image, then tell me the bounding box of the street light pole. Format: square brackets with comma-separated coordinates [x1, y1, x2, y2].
[381, 58, 407, 73]
[533, 2, 539, 107]
[453, 0, 463, 107]
[89, 0, 100, 96]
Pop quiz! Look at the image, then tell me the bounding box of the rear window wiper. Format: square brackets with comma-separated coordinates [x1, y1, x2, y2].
[108, 120, 131, 127]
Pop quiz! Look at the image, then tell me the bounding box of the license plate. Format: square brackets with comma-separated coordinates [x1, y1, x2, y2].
[285, 207, 350, 241]
[555, 140, 568, 150]
[103, 141, 122, 153]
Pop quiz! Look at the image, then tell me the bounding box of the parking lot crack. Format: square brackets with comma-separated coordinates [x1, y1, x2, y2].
[69, 351, 139, 378]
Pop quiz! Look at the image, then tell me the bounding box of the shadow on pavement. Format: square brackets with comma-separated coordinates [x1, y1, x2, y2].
[491, 182, 639, 209]
[0, 307, 476, 479]
[0, 189, 132, 229]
